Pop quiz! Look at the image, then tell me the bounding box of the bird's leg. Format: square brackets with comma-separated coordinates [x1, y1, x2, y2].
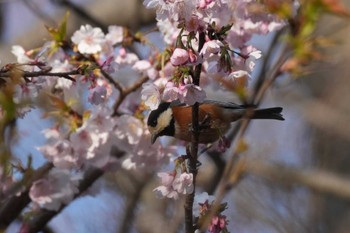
[188, 114, 211, 133]
[186, 144, 201, 168]
[198, 114, 211, 130]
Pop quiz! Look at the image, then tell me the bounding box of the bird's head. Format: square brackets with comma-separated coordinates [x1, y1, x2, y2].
[147, 102, 175, 144]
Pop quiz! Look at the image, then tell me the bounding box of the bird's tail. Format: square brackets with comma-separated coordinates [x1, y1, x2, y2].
[252, 107, 284, 120]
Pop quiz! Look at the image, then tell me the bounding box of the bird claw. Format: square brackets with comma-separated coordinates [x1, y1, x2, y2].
[199, 114, 211, 130]
[188, 114, 211, 132]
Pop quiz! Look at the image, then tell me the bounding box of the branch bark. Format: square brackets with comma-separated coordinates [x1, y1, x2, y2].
[184, 31, 205, 233]
[0, 163, 53, 230]
[24, 167, 104, 233]
[245, 159, 350, 200]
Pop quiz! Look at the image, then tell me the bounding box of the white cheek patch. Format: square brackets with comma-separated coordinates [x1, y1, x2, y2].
[156, 108, 173, 132]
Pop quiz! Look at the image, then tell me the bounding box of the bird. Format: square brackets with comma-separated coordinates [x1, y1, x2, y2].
[147, 100, 284, 144]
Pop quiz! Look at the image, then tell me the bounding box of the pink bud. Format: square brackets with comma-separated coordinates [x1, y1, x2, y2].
[170, 48, 189, 66]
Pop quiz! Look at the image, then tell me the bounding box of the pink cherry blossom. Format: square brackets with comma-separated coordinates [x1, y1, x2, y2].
[29, 168, 81, 211]
[153, 171, 178, 199]
[115, 115, 143, 145]
[157, 19, 180, 45]
[71, 24, 105, 54]
[154, 171, 194, 199]
[11, 45, 33, 63]
[179, 84, 206, 105]
[89, 85, 108, 105]
[208, 215, 228, 233]
[132, 60, 158, 80]
[114, 48, 139, 67]
[193, 192, 216, 217]
[200, 40, 223, 59]
[170, 48, 189, 66]
[141, 82, 161, 110]
[105, 25, 124, 45]
[163, 82, 181, 102]
[172, 173, 194, 194]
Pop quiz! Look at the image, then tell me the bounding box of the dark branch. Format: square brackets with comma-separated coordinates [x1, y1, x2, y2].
[185, 31, 205, 233]
[0, 69, 80, 82]
[0, 163, 53, 230]
[24, 167, 104, 233]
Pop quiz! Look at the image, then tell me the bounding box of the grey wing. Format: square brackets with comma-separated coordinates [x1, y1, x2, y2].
[169, 100, 247, 109]
[202, 100, 245, 109]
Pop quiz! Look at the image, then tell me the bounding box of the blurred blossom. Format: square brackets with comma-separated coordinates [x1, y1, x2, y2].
[88, 85, 108, 105]
[172, 173, 194, 194]
[193, 192, 215, 217]
[157, 19, 180, 45]
[154, 171, 193, 199]
[179, 84, 206, 105]
[29, 168, 81, 211]
[185, 15, 205, 33]
[38, 106, 117, 169]
[85, 106, 116, 132]
[11, 45, 33, 63]
[188, 48, 201, 65]
[216, 136, 231, 153]
[153, 172, 179, 199]
[163, 82, 181, 102]
[37, 139, 77, 169]
[124, 132, 173, 170]
[115, 115, 143, 145]
[170, 48, 189, 66]
[209, 215, 228, 233]
[114, 48, 139, 68]
[105, 25, 124, 45]
[200, 40, 223, 59]
[235, 45, 262, 73]
[141, 83, 161, 110]
[41, 128, 60, 141]
[143, 0, 195, 22]
[71, 24, 105, 54]
[132, 60, 158, 80]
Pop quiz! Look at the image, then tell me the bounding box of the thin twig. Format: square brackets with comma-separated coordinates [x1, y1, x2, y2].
[112, 76, 149, 116]
[0, 69, 80, 82]
[100, 69, 124, 93]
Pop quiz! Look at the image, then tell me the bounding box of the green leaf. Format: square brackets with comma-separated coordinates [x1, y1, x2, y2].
[46, 11, 70, 43]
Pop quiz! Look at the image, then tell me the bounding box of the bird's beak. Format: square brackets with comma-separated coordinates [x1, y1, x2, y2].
[151, 133, 158, 144]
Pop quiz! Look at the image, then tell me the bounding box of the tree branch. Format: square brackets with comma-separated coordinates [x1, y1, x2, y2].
[112, 76, 149, 116]
[0, 69, 80, 82]
[0, 163, 53, 230]
[245, 159, 350, 200]
[24, 167, 104, 233]
[185, 31, 205, 233]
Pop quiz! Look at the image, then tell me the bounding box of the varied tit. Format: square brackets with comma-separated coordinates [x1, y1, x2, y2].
[147, 100, 284, 144]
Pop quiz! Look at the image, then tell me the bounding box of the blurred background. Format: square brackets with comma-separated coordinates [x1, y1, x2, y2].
[2, 0, 350, 232]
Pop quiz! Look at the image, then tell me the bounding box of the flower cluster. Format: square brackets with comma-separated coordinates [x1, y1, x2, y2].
[29, 168, 81, 211]
[2, 0, 290, 223]
[141, 0, 284, 109]
[154, 171, 194, 199]
[194, 192, 229, 233]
